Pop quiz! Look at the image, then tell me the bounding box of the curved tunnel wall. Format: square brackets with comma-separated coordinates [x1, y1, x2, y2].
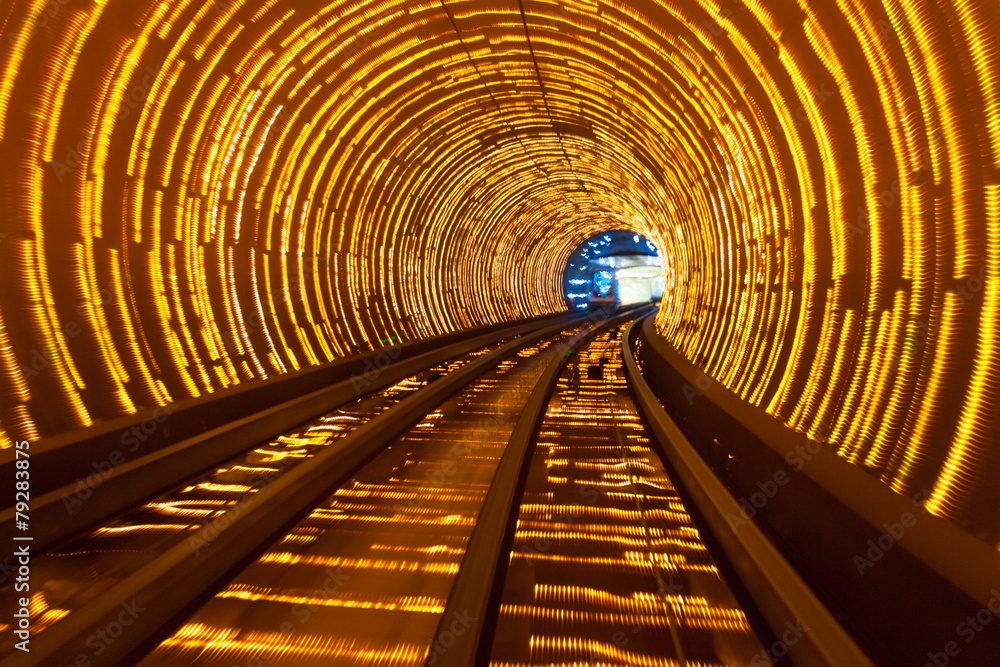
[0, 0, 998, 541]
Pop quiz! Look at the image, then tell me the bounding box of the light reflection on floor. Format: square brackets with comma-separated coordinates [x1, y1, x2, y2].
[0, 341, 508, 655]
[489, 325, 765, 666]
[140, 330, 580, 666]
[4, 322, 771, 666]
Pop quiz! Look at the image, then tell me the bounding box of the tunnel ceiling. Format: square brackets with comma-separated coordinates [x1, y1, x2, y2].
[0, 1, 999, 539]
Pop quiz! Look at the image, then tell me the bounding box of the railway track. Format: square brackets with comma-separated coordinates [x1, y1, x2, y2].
[0, 309, 869, 666]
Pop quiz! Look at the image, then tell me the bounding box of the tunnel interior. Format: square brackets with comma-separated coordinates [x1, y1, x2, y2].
[0, 0, 999, 561]
[562, 230, 663, 308]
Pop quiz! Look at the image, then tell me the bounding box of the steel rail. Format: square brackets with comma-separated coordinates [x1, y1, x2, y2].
[425, 307, 651, 667]
[621, 314, 875, 667]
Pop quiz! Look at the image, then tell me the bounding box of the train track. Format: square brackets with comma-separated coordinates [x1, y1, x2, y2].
[0, 309, 869, 666]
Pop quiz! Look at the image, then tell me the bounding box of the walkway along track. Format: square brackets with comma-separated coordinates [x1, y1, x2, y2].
[621, 316, 873, 667]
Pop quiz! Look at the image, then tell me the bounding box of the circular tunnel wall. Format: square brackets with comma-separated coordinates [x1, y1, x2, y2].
[0, 0, 998, 541]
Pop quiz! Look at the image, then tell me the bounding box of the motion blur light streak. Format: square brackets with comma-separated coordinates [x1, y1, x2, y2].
[0, 0, 998, 576]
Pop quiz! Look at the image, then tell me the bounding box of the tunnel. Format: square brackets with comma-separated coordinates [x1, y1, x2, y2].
[0, 0, 999, 665]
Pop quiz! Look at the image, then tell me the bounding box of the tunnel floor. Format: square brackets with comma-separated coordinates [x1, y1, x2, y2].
[1, 314, 776, 666]
[489, 324, 763, 666]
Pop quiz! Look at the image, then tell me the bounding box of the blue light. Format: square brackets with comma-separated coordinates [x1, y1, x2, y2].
[565, 230, 661, 304]
[593, 270, 614, 297]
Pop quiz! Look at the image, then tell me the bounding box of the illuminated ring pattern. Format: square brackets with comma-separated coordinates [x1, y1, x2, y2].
[0, 0, 998, 540]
